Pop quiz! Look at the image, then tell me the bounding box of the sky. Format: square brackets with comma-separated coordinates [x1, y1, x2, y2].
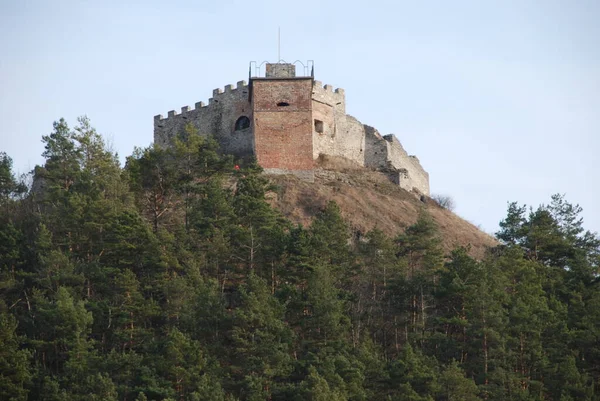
[1, 0, 598, 236]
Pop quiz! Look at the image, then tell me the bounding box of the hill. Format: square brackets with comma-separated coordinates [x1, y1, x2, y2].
[2, 126, 599, 401]
[268, 156, 497, 259]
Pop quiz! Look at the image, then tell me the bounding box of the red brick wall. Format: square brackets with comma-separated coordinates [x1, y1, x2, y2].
[252, 79, 314, 171]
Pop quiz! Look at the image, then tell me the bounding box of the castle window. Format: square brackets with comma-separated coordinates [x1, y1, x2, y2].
[235, 116, 250, 131]
[277, 102, 290, 107]
[314, 119, 324, 133]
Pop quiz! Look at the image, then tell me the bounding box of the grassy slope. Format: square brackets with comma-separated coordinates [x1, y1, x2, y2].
[267, 157, 497, 259]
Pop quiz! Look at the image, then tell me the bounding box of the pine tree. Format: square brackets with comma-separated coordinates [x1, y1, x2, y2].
[158, 328, 225, 400]
[232, 160, 288, 287]
[0, 152, 26, 221]
[385, 343, 439, 401]
[0, 305, 32, 401]
[228, 274, 293, 400]
[437, 361, 480, 401]
[309, 201, 352, 273]
[355, 229, 398, 350]
[391, 211, 443, 349]
[126, 145, 178, 232]
[297, 366, 346, 401]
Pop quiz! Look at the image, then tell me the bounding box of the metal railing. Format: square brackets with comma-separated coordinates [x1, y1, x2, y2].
[249, 60, 314, 78]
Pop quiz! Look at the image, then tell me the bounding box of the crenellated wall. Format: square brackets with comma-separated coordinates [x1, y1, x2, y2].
[311, 81, 365, 164]
[154, 80, 253, 157]
[153, 64, 430, 195]
[309, 82, 429, 195]
[311, 80, 345, 114]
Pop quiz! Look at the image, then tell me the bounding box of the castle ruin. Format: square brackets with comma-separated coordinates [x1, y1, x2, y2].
[154, 62, 430, 196]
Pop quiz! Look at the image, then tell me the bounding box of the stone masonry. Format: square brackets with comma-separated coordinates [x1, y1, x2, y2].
[154, 62, 430, 196]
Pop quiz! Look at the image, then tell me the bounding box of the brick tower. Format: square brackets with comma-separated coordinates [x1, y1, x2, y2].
[250, 63, 314, 181]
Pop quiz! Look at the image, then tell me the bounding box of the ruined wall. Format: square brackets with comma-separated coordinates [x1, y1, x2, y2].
[364, 125, 388, 167]
[252, 78, 314, 180]
[364, 127, 429, 195]
[311, 81, 365, 166]
[382, 135, 429, 195]
[154, 81, 253, 157]
[310, 80, 429, 194]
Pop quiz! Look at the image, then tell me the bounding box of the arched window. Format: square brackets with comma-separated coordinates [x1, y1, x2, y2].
[235, 116, 250, 131]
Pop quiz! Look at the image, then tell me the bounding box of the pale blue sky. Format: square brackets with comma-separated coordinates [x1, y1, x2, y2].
[1, 0, 598, 235]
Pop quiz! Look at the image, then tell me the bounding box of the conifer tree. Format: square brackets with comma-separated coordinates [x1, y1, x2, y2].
[2, 121, 600, 401]
[0, 152, 26, 220]
[0, 305, 31, 401]
[229, 274, 293, 400]
[391, 211, 443, 348]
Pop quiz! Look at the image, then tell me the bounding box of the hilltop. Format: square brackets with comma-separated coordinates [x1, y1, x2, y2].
[268, 156, 497, 259]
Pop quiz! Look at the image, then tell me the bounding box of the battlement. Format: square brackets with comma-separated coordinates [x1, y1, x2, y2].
[312, 81, 345, 95]
[211, 80, 249, 100]
[312, 80, 346, 113]
[154, 80, 249, 123]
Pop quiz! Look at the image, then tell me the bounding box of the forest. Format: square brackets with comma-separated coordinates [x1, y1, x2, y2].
[0, 117, 599, 401]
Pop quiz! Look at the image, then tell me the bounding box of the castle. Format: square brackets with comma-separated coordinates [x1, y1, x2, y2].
[154, 62, 430, 196]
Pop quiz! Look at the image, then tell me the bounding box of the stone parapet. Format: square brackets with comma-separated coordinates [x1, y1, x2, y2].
[312, 81, 346, 114]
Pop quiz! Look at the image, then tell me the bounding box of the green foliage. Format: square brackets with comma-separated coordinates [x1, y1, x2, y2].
[438, 361, 480, 401]
[298, 366, 347, 401]
[0, 305, 32, 401]
[229, 274, 293, 399]
[0, 152, 26, 221]
[1, 118, 598, 400]
[309, 201, 352, 270]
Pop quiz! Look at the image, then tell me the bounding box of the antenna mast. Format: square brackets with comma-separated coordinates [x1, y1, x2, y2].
[278, 27, 281, 62]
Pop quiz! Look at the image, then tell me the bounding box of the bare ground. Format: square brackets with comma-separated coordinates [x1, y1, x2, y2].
[266, 156, 497, 259]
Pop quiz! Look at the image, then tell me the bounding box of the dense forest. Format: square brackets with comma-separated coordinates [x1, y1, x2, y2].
[1, 117, 599, 401]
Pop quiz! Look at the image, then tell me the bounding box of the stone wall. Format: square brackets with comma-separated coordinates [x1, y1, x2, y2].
[312, 81, 345, 114]
[364, 125, 388, 168]
[153, 65, 430, 195]
[311, 81, 365, 165]
[266, 63, 296, 78]
[154, 81, 253, 157]
[252, 78, 314, 180]
[382, 135, 429, 195]
[364, 128, 429, 195]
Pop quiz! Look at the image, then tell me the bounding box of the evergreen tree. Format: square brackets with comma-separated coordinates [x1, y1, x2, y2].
[355, 229, 398, 351]
[297, 366, 347, 401]
[391, 211, 444, 349]
[3, 121, 600, 401]
[385, 343, 439, 401]
[0, 152, 26, 220]
[126, 145, 178, 232]
[0, 305, 31, 401]
[228, 274, 293, 400]
[232, 160, 288, 287]
[437, 361, 480, 401]
[309, 201, 352, 273]
[158, 328, 225, 400]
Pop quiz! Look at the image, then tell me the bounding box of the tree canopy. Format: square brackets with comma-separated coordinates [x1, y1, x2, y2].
[0, 118, 598, 400]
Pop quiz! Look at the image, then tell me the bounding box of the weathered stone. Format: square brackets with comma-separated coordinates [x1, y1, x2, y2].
[153, 62, 430, 195]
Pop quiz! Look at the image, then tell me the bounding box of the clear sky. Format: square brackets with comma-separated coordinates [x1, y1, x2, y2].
[1, 0, 598, 235]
